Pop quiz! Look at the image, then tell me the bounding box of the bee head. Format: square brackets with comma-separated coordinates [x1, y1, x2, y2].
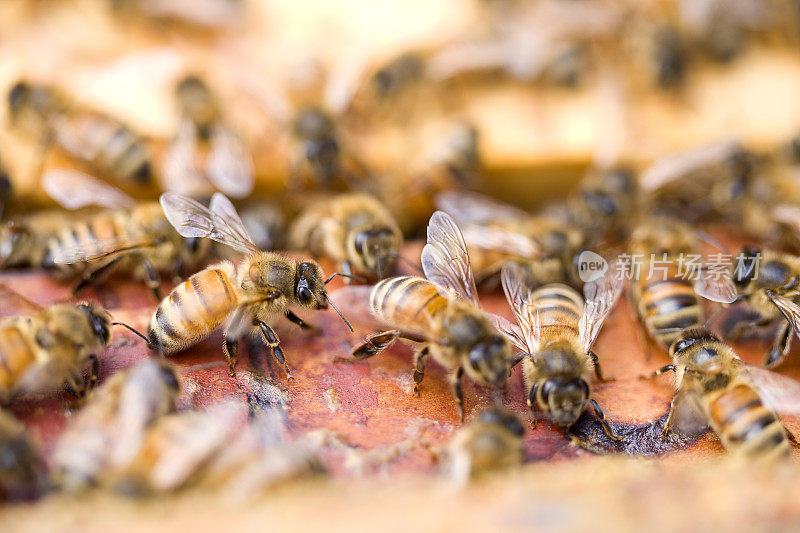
[350, 225, 399, 279]
[465, 333, 512, 388]
[295, 261, 327, 310]
[7, 81, 31, 117]
[478, 408, 525, 438]
[76, 303, 113, 346]
[732, 245, 761, 287]
[540, 377, 589, 428]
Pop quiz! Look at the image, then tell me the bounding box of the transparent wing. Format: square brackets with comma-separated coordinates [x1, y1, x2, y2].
[460, 225, 540, 258]
[500, 262, 540, 354]
[206, 125, 255, 199]
[746, 365, 800, 415]
[42, 169, 135, 210]
[640, 141, 740, 191]
[421, 211, 479, 305]
[579, 262, 624, 353]
[668, 390, 709, 439]
[485, 312, 528, 353]
[160, 192, 259, 255]
[435, 190, 529, 226]
[693, 271, 738, 304]
[50, 237, 165, 264]
[161, 120, 208, 197]
[0, 283, 43, 318]
[766, 291, 800, 341]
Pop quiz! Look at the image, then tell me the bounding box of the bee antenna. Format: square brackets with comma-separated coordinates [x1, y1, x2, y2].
[703, 306, 725, 329]
[112, 322, 149, 343]
[324, 272, 366, 285]
[324, 293, 354, 332]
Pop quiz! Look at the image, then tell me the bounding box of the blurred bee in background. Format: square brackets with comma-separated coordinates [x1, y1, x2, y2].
[492, 261, 623, 441]
[0, 208, 77, 269]
[335, 211, 515, 419]
[53, 358, 181, 492]
[644, 327, 800, 462]
[443, 406, 525, 484]
[148, 193, 353, 376]
[0, 409, 48, 501]
[39, 170, 211, 299]
[0, 155, 11, 220]
[288, 193, 403, 280]
[7, 81, 153, 186]
[236, 200, 287, 253]
[0, 287, 148, 403]
[109, 0, 244, 31]
[161, 75, 254, 200]
[436, 190, 586, 289]
[109, 401, 247, 496]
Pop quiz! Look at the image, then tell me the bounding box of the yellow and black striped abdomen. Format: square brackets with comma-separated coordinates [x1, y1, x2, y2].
[148, 266, 237, 355]
[0, 323, 37, 396]
[530, 284, 583, 329]
[369, 276, 449, 333]
[708, 383, 789, 461]
[637, 276, 703, 349]
[44, 211, 130, 272]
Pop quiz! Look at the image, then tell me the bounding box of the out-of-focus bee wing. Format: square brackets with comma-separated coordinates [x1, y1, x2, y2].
[500, 262, 540, 354]
[460, 225, 540, 258]
[485, 313, 527, 354]
[421, 211, 479, 306]
[42, 170, 136, 210]
[579, 263, 624, 353]
[324, 53, 370, 115]
[765, 291, 800, 342]
[50, 237, 166, 264]
[640, 141, 740, 191]
[160, 192, 260, 255]
[0, 283, 43, 318]
[206, 126, 254, 199]
[668, 390, 709, 439]
[435, 190, 529, 226]
[693, 273, 738, 304]
[745, 365, 800, 415]
[162, 120, 208, 197]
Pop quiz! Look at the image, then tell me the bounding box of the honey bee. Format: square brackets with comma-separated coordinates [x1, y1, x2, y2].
[645, 327, 800, 462]
[288, 193, 403, 280]
[0, 289, 148, 403]
[40, 170, 211, 299]
[436, 190, 586, 289]
[0, 209, 77, 269]
[7, 81, 152, 185]
[110, 401, 247, 496]
[718, 247, 800, 367]
[565, 166, 639, 244]
[629, 216, 736, 351]
[162, 75, 254, 199]
[53, 358, 181, 492]
[491, 261, 622, 439]
[445, 406, 525, 484]
[0, 156, 11, 220]
[0, 409, 47, 501]
[335, 211, 515, 419]
[148, 192, 353, 376]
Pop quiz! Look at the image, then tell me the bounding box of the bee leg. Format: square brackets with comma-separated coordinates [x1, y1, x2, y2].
[454, 366, 465, 422]
[590, 399, 621, 441]
[527, 383, 540, 429]
[353, 330, 400, 360]
[765, 321, 792, 367]
[140, 258, 162, 301]
[638, 364, 675, 380]
[73, 256, 124, 296]
[285, 310, 320, 333]
[172, 257, 184, 283]
[785, 429, 800, 448]
[86, 354, 99, 392]
[588, 351, 614, 382]
[727, 316, 772, 341]
[412, 346, 429, 397]
[341, 261, 354, 285]
[258, 322, 292, 379]
[660, 396, 679, 439]
[223, 336, 239, 376]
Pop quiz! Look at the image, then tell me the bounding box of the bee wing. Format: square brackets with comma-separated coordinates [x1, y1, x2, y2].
[421, 211, 479, 306]
[500, 262, 541, 354]
[162, 120, 208, 197]
[485, 312, 528, 353]
[49, 237, 165, 264]
[0, 283, 43, 317]
[460, 225, 541, 258]
[579, 262, 624, 353]
[42, 170, 136, 210]
[160, 192, 260, 255]
[640, 141, 741, 191]
[206, 125, 255, 199]
[765, 291, 800, 342]
[745, 365, 800, 415]
[324, 53, 370, 115]
[435, 190, 529, 226]
[693, 261, 738, 303]
[668, 390, 709, 439]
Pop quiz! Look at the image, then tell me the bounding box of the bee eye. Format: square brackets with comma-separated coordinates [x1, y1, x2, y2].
[297, 286, 313, 304]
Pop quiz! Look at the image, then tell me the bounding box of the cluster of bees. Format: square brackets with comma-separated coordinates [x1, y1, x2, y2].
[3, 0, 800, 504]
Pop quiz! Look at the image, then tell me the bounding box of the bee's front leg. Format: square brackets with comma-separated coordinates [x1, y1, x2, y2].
[257, 321, 292, 380]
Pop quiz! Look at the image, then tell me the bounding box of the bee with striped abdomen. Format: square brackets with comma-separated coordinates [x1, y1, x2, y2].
[644, 327, 800, 462]
[8, 81, 152, 185]
[148, 192, 353, 376]
[335, 211, 515, 419]
[53, 358, 181, 492]
[491, 261, 623, 440]
[436, 190, 586, 289]
[288, 193, 402, 280]
[162, 75, 254, 199]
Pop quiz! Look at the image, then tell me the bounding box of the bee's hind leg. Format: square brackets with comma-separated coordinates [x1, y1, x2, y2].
[140, 258, 162, 301]
[454, 366, 465, 422]
[257, 321, 292, 380]
[412, 346, 429, 397]
[73, 255, 124, 296]
[590, 399, 621, 441]
[589, 350, 614, 382]
[766, 321, 792, 368]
